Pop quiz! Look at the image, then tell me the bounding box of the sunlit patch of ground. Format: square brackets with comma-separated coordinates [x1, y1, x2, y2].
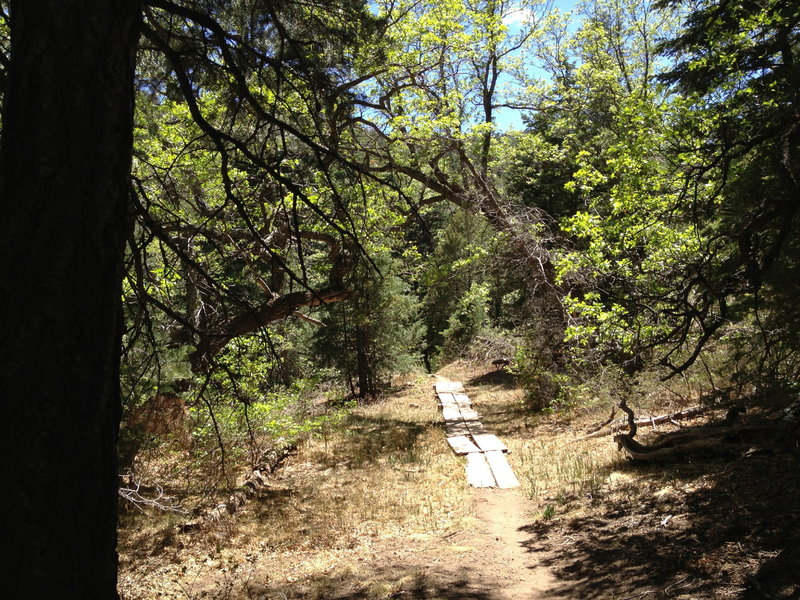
[119, 363, 800, 599]
[119, 374, 483, 599]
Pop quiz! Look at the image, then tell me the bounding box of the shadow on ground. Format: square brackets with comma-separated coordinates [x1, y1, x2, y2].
[467, 369, 518, 390]
[518, 443, 800, 599]
[309, 413, 432, 470]
[238, 565, 499, 600]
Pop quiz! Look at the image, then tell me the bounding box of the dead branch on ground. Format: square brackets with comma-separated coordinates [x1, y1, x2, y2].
[180, 445, 295, 531]
[612, 398, 800, 462]
[579, 405, 709, 440]
[119, 477, 188, 514]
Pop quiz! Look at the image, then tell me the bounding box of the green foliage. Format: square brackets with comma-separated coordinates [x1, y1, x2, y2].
[440, 282, 492, 360]
[500, 0, 689, 379]
[420, 209, 495, 350]
[553, 93, 705, 364]
[314, 252, 426, 396]
[190, 381, 345, 454]
[118, 0, 800, 466]
[651, 0, 800, 381]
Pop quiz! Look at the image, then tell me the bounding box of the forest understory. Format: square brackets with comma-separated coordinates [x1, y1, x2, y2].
[118, 361, 800, 600]
[3, 0, 800, 597]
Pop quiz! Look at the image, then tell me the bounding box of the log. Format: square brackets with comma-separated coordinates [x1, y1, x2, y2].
[614, 433, 733, 461]
[614, 419, 782, 462]
[579, 405, 709, 440]
[183, 445, 294, 529]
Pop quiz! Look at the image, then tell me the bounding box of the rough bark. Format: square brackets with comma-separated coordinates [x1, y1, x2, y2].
[190, 287, 353, 370]
[579, 405, 709, 440]
[197, 445, 295, 526]
[0, 2, 140, 598]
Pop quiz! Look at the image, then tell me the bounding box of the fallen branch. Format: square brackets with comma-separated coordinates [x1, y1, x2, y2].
[582, 407, 616, 436]
[614, 424, 781, 461]
[613, 399, 655, 456]
[119, 478, 188, 514]
[613, 398, 788, 462]
[579, 405, 709, 440]
[207, 446, 294, 520]
[180, 445, 295, 531]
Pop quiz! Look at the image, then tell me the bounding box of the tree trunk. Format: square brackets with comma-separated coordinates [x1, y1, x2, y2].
[355, 326, 373, 397]
[0, 2, 140, 598]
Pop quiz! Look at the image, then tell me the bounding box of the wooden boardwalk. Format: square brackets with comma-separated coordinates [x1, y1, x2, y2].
[436, 381, 519, 489]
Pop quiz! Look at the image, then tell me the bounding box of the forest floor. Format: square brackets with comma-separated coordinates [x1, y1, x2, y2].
[118, 363, 800, 600]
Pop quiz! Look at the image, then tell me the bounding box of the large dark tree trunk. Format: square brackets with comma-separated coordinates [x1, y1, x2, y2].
[0, 2, 140, 598]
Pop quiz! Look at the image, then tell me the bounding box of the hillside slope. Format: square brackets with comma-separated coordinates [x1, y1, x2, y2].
[119, 364, 800, 599]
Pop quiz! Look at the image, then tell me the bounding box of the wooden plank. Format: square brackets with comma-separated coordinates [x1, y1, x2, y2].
[453, 393, 472, 407]
[437, 393, 457, 410]
[444, 420, 471, 436]
[484, 451, 520, 489]
[442, 406, 462, 421]
[446, 435, 481, 455]
[471, 433, 508, 453]
[466, 453, 496, 488]
[435, 381, 465, 394]
[465, 421, 490, 436]
[459, 408, 480, 421]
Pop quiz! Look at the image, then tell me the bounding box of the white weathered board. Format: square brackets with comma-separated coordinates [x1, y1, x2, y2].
[458, 407, 480, 421]
[442, 406, 462, 421]
[484, 450, 520, 489]
[465, 421, 490, 436]
[471, 433, 508, 453]
[466, 453, 496, 488]
[435, 380, 519, 488]
[446, 435, 481, 455]
[437, 392, 457, 407]
[435, 381, 465, 394]
[453, 393, 472, 407]
[444, 420, 471, 436]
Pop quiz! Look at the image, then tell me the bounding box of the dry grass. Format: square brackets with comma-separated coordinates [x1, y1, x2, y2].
[118, 373, 476, 600]
[437, 360, 635, 519]
[513, 437, 620, 505]
[117, 359, 800, 600]
[236, 381, 473, 550]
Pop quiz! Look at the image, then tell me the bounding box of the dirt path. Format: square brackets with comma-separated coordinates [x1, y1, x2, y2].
[119, 372, 567, 599]
[431, 374, 562, 599]
[444, 489, 562, 599]
[119, 366, 800, 599]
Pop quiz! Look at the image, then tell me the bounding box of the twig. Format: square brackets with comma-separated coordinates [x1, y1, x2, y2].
[664, 576, 691, 595]
[583, 406, 617, 435]
[119, 478, 188, 514]
[291, 310, 325, 326]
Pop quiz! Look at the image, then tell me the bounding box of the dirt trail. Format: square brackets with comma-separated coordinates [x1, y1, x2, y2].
[119, 371, 569, 599]
[445, 489, 563, 599]
[432, 374, 563, 599]
[119, 366, 800, 599]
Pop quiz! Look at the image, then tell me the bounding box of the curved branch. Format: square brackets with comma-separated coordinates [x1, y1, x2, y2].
[190, 287, 353, 370]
